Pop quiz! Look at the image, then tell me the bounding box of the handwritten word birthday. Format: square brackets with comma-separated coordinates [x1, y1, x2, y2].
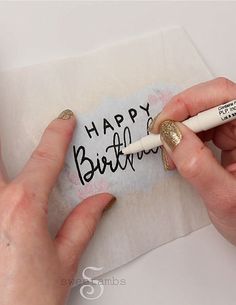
[73, 102, 159, 185]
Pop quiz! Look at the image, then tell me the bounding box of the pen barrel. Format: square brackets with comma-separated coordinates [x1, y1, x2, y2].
[183, 99, 236, 133]
[123, 100, 236, 155]
[141, 134, 162, 150]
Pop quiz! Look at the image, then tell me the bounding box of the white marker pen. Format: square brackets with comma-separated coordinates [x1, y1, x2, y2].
[122, 99, 236, 155]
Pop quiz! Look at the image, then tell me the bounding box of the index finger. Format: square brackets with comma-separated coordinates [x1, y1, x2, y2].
[150, 77, 236, 133]
[16, 109, 76, 203]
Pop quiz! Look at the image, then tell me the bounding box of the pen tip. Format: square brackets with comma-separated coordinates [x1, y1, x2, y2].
[121, 147, 127, 155]
[122, 146, 131, 155]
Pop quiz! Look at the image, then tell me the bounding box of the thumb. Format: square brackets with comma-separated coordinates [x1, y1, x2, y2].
[55, 193, 115, 272]
[159, 120, 234, 207]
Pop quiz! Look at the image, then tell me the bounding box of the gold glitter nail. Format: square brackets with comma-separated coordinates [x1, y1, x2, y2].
[148, 112, 161, 134]
[58, 109, 74, 120]
[103, 197, 116, 214]
[161, 146, 172, 170]
[160, 120, 182, 151]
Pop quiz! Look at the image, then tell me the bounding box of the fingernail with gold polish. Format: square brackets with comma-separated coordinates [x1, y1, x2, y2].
[148, 112, 161, 134]
[58, 109, 74, 120]
[161, 146, 172, 171]
[160, 120, 182, 151]
[103, 197, 116, 214]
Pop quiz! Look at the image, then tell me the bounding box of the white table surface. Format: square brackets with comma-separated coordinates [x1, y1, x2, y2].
[0, 2, 236, 305]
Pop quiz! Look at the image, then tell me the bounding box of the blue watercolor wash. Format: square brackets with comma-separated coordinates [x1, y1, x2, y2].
[57, 84, 179, 205]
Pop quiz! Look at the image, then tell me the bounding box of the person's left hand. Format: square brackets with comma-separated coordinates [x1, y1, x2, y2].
[0, 109, 115, 305]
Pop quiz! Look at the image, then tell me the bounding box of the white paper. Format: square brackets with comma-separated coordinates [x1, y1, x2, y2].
[0, 26, 212, 283]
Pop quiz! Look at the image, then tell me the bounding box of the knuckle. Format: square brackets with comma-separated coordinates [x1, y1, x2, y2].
[209, 188, 236, 219]
[7, 183, 32, 206]
[178, 145, 212, 180]
[78, 209, 98, 244]
[81, 213, 97, 240]
[170, 94, 184, 107]
[214, 77, 235, 90]
[58, 235, 79, 269]
[57, 212, 98, 266]
[170, 93, 193, 116]
[220, 193, 236, 212]
[2, 183, 34, 221]
[66, 256, 79, 275]
[31, 147, 59, 164]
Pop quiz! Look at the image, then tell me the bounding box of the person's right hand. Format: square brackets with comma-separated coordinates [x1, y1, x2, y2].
[149, 77, 236, 245]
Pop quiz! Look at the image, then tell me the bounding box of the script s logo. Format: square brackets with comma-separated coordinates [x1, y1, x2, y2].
[80, 266, 104, 300]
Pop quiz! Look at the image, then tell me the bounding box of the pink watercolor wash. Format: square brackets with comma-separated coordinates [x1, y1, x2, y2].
[148, 88, 174, 108]
[65, 166, 109, 201]
[76, 179, 109, 201]
[63, 87, 175, 201]
[67, 171, 80, 185]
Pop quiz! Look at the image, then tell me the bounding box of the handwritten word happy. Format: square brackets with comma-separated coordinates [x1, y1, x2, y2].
[84, 103, 150, 139]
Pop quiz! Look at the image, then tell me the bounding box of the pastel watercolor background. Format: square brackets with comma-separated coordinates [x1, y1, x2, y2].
[55, 84, 178, 208]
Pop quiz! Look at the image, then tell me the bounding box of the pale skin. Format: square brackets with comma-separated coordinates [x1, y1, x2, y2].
[0, 77, 235, 304]
[0, 112, 115, 305]
[151, 77, 236, 244]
